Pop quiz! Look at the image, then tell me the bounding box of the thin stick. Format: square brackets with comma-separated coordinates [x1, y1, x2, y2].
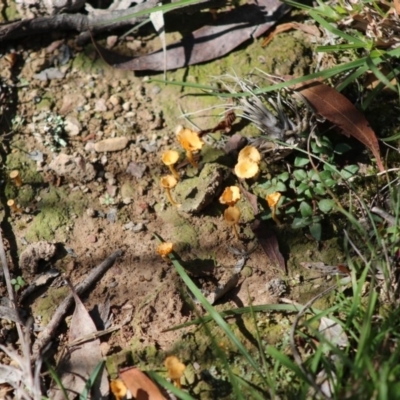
[32, 249, 123, 361]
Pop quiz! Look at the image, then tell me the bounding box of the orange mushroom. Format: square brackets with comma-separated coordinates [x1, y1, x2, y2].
[164, 356, 186, 389]
[266, 192, 282, 226]
[175, 125, 204, 168]
[219, 186, 241, 207]
[7, 199, 22, 213]
[160, 175, 180, 207]
[224, 205, 241, 240]
[238, 145, 261, 164]
[234, 159, 259, 180]
[9, 170, 22, 187]
[157, 242, 174, 258]
[162, 150, 180, 180]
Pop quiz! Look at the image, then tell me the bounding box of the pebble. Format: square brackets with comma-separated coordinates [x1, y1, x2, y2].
[94, 136, 129, 152]
[122, 102, 131, 111]
[86, 208, 96, 217]
[109, 94, 121, 106]
[94, 98, 107, 112]
[87, 235, 97, 243]
[64, 115, 81, 136]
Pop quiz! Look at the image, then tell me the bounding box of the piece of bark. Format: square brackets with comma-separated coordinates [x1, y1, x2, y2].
[94, 0, 290, 71]
[0, 0, 226, 43]
[32, 249, 123, 361]
[251, 218, 285, 272]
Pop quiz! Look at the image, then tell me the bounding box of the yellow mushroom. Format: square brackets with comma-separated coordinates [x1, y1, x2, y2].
[162, 150, 180, 180]
[110, 380, 127, 400]
[7, 199, 21, 213]
[224, 205, 241, 240]
[175, 125, 204, 168]
[164, 356, 186, 389]
[266, 192, 282, 226]
[219, 186, 241, 207]
[238, 145, 261, 164]
[160, 175, 180, 207]
[234, 159, 259, 180]
[157, 242, 174, 258]
[9, 170, 22, 187]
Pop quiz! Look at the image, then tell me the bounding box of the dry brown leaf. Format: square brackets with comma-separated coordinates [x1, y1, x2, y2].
[92, 0, 290, 71]
[49, 282, 108, 400]
[119, 367, 166, 400]
[294, 80, 385, 172]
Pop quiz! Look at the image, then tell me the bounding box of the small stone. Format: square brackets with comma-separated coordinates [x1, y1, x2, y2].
[106, 35, 118, 49]
[49, 153, 96, 182]
[151, 85, 161, 95]
[122, 102, 131, 111]
[64, 115, 81, 136]
[109, 94, 121, 106]
[86, 208, 97, 218]
[94, 136, 129, 152]
[87, 235, 97, 243]
[94, 98, 107, 112]
[120, 182, 135, 199]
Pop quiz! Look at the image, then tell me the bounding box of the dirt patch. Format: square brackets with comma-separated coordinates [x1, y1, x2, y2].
[0, 22, 345, 383]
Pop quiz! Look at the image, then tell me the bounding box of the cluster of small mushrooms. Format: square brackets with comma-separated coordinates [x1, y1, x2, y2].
[160, 127, 282, 242]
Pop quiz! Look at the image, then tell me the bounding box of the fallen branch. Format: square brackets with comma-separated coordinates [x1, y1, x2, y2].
[0, 0, 225, 43]
[32, 249, 123, 361]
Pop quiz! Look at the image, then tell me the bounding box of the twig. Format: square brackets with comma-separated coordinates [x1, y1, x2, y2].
[32, 249, 123, 361]
[0, 0, 225, 43]
[290, 283, 338, 399]
[68, 324, 121, 348]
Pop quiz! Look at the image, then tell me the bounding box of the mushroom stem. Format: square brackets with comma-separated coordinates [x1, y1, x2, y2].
[165, 188, 180, 207]
[271, 207, 281, 226]
[168, 165, 180, 180]
[231, 223, 240, 240]
[174, 379, 182, 389]
[186, 150, 198, 168]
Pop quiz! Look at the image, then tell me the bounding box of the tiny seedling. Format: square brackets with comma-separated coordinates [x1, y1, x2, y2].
[11, 275, 26, 292]
[99, 193, 115, 206]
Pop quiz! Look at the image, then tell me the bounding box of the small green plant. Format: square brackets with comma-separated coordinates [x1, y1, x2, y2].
[258, 135, 359, 240]
[11, 275, 26, 292]
[33, 113, 67, 152]
[100, 193, 115, 206]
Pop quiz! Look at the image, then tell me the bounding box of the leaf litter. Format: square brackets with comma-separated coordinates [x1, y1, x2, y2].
[49, 280, 108, 400]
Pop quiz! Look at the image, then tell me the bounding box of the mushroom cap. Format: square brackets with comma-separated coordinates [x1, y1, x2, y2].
[160, 175, 178, 189]
[238, 145, 261, 164]
[234, 160, 259, 179]
[267, 192, 282, 208]
[110, 380, 127, 398]
[219, 186, 241, 206]
[157, 242, 174, 257]
[164, 356, 186, 380]
[162, 150, 180, 166]
[7, 199, 15, 207]
[224, 205, 241, 224]
[9, 170, 20, 179]
[176, 127, 204, 152]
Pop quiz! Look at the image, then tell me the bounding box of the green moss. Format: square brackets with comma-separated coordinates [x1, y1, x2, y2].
[25, 186, 88, 242]
[31, 286, 69, 325]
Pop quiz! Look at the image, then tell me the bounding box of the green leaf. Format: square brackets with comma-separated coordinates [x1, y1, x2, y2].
[334, 143, 352, 154]
[296, 182, 309, 195]
[309, 222, 322, 241]
[294, 156, 309, 167]
[314, 183, 326, 195]
[277, 171, 290, 182]
[300, 201, 313, 218]
[308, 169, 321, 182]
[293, 169, 307, 181]
[318, 199, 335, 213]
[341, 165, 359, 179]
[292, 216, 312, 229]
[79, 361, 105, 400]
[320, 170, 333, 181]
